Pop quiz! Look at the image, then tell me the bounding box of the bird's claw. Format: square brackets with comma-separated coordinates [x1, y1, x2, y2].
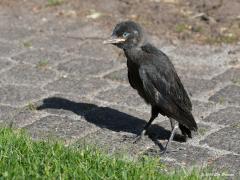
[160, 148, 169, 155]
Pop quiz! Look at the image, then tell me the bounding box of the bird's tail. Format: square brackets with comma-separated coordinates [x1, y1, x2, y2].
[179, 123, 192, 138]
[177, 108, 198, 131]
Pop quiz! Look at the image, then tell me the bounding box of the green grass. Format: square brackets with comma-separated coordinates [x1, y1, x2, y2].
[36, 59, 49, 68]
[175, 24, 189, 33]
[22, 41, 32, 48]
[206, 34, 238, 44]
[0, 128, 221, 179]
[47, 0, 64, 6]
[27, 102, 37, 111]
[231, 78, 240, 85]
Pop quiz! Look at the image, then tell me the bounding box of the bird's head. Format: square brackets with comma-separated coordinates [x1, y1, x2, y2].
[103, 21, 144, 49]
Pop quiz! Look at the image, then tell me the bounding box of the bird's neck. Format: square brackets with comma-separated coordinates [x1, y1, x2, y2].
[124, 46, 143, 64]
[123, 37, 148, 64]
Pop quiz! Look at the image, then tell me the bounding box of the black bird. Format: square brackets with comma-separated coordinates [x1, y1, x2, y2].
[103, 21, 198, 153]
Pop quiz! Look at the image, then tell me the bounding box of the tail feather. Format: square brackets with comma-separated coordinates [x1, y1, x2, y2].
[176, 109, 198, 131]
[179, 123, 192, 138]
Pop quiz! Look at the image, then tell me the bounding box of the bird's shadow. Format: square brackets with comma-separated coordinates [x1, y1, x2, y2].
[37, 97, 185, 147]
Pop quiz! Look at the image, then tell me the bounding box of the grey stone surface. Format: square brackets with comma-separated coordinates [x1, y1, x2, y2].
[57, 57, 121, 77]
[202, 107, 240, 125]
[144, 142, 218, 167]
[0, 2, 240, 173]
[212, 68, 240, 84]
[25, 115, 98, 141]
[1, 64, 57, 86]
[12, 49, 70, 66]
[169, 44, 231, 67]
[0, 41, 22, 57]
[147, 120, 211, 140]
[104, 68, 128, 83]
[175, 64, 225, 79]
[65, 22, 108, 39]
[0, 26, 35, 42]
[36, 93, 100, 117]
[109, 105, 156, 124]
[76, 129, 154, 157]
[1, 106, 44, 128]
[0, 58, 14, 72]
[200, 125, 240, 154]
[95, 85, 148, 109]
[44, 77, 111, 96]
[209, 85, 240, 105]
[10, 109, 42, 128]
[0, 105, 17, 123]
[27, 34, 82, 51]
[68, 40, 120, 60]
[191, 100, 216, 120]
[210, 154, 240, 177]
[0, 85, 46, 107]
[181, 77, 217, 97]
[83, 106, 153, 134]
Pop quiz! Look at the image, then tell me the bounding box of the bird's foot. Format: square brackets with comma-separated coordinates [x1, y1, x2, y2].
[133, 130, 147, 144]
[160, 124, 179, 155]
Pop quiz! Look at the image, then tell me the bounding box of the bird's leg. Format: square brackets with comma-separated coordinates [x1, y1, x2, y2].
[161, 123, 179, 154]
[170, 118, 176, 131]
[134, 107, 158, 143]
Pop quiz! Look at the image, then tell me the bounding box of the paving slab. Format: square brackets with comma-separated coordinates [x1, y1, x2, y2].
[144, 142, 219, 167]
[84, 106, 148, 134]
[0, 26, 35, 42]
[11, 49, 71, 66]
[175, 64, 225, 79]
[209, 154, 240, 177]
[65, 22, 109, 39]
[209, 85, 240, 106]
[44, 76, 111, 96]
[202, 107, 240, 125]
[212, 68, 240, 84]
[0, 41, 23, 57]
[181, 77, 217, 97]
[200, 125, 240, 154]
[104, 68, 128, 83]
[0, 58, 15, 73]
[0, 64, 57, 86]
[67, 40, 120, 60]
[95, 85, 148, 110]
[75, 129, 154, 158]
[0, 105, 17, 123]
[57, 56, 122, 77]
[191, 100, 217, 120]
[27, 34, 83, 51]
[25, 115, 99, 141]
[0, 84, 46, 107]
[36, 93, 100, 117]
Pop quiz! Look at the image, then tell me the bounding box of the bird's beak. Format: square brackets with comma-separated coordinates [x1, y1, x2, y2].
[103, 36, 126, 44]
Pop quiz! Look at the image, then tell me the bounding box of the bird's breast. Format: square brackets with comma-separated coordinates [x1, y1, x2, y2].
[127, 60, 152, 104]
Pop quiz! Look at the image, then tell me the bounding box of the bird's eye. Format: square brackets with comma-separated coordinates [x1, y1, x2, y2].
[123, 32, 129, 38]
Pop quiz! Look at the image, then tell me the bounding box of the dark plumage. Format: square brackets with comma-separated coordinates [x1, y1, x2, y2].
[104, 21, 197, 152]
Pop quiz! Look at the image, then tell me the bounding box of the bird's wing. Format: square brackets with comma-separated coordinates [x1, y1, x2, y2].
[141, 43, 192, 111]
[139, 63, 197, 130]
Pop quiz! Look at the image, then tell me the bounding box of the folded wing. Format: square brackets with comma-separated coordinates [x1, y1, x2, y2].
[139, 63, 197, 131]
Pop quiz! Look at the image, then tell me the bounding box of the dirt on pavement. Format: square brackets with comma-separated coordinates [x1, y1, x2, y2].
[1, 0, 240, 44]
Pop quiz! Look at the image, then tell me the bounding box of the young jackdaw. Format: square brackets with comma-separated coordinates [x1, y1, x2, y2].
[104, 21, 197, 153]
